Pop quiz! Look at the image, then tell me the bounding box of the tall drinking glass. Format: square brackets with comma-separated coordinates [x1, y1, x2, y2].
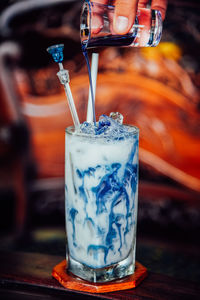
[81, 0, 162, 49]
[65, 125, 139, 282]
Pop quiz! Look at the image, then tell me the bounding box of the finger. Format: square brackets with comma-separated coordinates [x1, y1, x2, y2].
[138, 0, 149, 8]
[93, 0, 109, 4]
[91, 14, 104, 34]
[113, 0, 139, 35]
[151, 0, 168, 20]
[91, 0, 108, 34]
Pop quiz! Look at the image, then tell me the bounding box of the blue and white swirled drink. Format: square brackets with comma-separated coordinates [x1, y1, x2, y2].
[65, 114, 139, 282]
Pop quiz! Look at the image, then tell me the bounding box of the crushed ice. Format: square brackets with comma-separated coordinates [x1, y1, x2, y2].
[80, 121, 96, 135]
[80, 113, 131, 140]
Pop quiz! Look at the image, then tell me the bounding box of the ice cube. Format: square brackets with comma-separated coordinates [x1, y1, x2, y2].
[95, 115, 111, 135]
[109, 112, 123, 124]
[98, 115, 111, 127]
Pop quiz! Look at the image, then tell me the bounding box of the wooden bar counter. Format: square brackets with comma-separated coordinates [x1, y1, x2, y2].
[0, 251, 199, 299]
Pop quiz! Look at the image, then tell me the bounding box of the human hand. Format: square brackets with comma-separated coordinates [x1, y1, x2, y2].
[94, 0, 168, 34]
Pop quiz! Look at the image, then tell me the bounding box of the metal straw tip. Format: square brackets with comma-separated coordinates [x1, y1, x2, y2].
[46, 44, 64, 63]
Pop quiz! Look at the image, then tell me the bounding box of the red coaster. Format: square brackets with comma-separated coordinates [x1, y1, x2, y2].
[52, 260, 147, 293]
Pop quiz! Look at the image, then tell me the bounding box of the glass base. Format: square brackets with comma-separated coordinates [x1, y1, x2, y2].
[67, 253, 135, 283]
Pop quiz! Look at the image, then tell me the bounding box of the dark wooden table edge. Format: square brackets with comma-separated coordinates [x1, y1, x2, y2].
[0, 251, 199, 299]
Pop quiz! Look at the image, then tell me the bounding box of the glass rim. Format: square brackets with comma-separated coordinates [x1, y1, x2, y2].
[80, 0, 91, 47]
[65, 124, 139, 139]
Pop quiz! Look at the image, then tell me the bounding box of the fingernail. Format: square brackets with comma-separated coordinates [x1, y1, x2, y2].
[116, 16, 128, 33]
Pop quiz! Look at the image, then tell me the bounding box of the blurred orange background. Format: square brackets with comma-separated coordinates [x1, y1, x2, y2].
[0, 0, 199, 242]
